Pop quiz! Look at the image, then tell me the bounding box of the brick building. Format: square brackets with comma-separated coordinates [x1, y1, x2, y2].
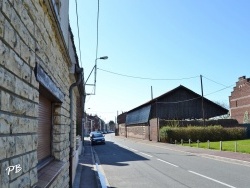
[229, 76, 250, 124]
[0, 0, 83, 187]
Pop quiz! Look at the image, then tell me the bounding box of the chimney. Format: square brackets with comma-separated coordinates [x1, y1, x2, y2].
[239, 76, 246, 81]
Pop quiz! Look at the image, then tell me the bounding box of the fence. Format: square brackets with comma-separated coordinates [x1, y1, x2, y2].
[175, 139, 250, 154]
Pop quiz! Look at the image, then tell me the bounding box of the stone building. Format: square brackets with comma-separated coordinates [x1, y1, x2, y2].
[229, 76, 250, 124]
[0, 0, 83, 187]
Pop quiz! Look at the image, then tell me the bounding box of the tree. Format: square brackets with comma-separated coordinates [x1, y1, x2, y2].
[214, 101, 229, 110]
[109, 120, 115, 131]
[212, 101, 230, 119]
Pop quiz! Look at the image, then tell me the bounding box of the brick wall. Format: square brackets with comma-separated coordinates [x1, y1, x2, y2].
[0, 0, 78, 187]
[149, 118, 158, 142]
[118, 123, 150, 140]
[126, 124, 148, 139]
[229, 76, 250, 124]
[118, 120, 159, 141]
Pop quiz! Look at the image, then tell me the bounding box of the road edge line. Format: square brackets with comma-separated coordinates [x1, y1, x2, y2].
[91, 147, 110, 188]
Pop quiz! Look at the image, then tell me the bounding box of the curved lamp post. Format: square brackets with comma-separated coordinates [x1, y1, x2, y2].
[85, 56, 108, 95]
[94, 56, 108, 94]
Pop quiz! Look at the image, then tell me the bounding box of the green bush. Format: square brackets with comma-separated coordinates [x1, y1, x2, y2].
[160, 126, 247, 143]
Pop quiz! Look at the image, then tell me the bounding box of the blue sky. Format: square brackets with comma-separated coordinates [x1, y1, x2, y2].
[69, 0, 250, 123]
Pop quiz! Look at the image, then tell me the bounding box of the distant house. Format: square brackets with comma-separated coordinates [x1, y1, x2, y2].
[88, 115, 104, 132]
[118, 85, 228, 141]
[229, 76, 250, 124]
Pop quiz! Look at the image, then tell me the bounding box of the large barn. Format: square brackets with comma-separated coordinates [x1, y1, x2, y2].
[118, 85, 228, 141]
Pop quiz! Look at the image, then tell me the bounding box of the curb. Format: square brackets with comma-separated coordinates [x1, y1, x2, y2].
[73, 143, 85, 188]
[91, 146, 109, 188]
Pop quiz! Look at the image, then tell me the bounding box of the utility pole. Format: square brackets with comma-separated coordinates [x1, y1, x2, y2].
[200, 75, 205, 126]
[156, 99, 159, 142]
[151, 86, 153, 100]
[117, 111, 119, 135]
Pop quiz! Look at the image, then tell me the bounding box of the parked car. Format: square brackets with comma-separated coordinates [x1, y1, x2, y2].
[90, 132, 105, 145]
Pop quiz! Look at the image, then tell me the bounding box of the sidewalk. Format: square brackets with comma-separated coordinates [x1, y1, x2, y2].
[73, 140, 101, 188]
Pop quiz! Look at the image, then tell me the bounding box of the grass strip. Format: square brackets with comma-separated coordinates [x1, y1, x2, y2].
[181, 139, 250, 154]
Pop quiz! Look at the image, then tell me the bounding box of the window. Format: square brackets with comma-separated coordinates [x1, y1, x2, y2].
[37, 95, 52, 165]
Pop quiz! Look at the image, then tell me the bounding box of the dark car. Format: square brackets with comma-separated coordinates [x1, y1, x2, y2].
[90, 132, 105, 145]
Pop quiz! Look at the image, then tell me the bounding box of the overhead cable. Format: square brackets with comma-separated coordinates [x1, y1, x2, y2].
[204, 84, 234, 96]
[97, 68, 199, 80]
[155, 84, 234, 104]
[95, 0, 100, 60]
[156, 96, 201, 104]
[203, 76, 228, 87]
[74, 0, 82, 67]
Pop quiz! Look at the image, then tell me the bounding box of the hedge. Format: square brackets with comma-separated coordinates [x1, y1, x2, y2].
[160, 125, 247, 143]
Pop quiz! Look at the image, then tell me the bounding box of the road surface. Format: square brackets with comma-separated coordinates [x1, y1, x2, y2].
[92, 134, 250, 188]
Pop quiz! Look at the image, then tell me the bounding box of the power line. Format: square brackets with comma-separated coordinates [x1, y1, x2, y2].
[96, 0, 100, 60]
[203, 76, 227, 87]
[156, 96, 201, 104]
[98, 68, 200, 80]
[205, 84, 235, 96]
[156, 84, 234, 104]
[74, 0, 82, 67]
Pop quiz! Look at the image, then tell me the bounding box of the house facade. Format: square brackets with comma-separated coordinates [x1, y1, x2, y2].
[0, 0, 83, 187]
[229, 76, 250, 124]
[87, 115, 104, 132]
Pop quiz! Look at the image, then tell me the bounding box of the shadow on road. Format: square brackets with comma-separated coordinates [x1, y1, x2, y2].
[89, 139, 149, 167]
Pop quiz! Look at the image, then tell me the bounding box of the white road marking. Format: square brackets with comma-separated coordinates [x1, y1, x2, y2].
[140, 152, 153, 158]
[126, 140, 250, 168]
[118, 144, 129, 149]
[157, 158, 179, 167]
[96, 163, 108, 188]
[188, 170, 236, 188]
[129, 148, 138, 152]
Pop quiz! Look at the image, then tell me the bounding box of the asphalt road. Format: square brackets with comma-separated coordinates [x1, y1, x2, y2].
[92, 134, 250, 188]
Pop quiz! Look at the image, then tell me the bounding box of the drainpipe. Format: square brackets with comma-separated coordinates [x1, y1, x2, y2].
[69, 66, 83, 187]
[81, 93, 86, 141]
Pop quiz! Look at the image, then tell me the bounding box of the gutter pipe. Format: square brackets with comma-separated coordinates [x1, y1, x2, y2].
[69, 66, 83, 187]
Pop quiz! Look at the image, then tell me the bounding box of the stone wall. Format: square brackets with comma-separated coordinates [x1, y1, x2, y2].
[118, 123, 126, 137]
[0, 0, 78, 187]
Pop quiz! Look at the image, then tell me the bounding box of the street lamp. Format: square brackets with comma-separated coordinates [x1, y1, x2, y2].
[94, 56, 108, 94]
[83, 56, 108, 137]
[97, 56, 108, 60]
[85, 55, 108, 93]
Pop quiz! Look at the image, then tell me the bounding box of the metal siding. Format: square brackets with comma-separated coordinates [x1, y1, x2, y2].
[38, 95, 52, 162]
[126, 105, 151, 125]
[154, 88, 227, 120]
